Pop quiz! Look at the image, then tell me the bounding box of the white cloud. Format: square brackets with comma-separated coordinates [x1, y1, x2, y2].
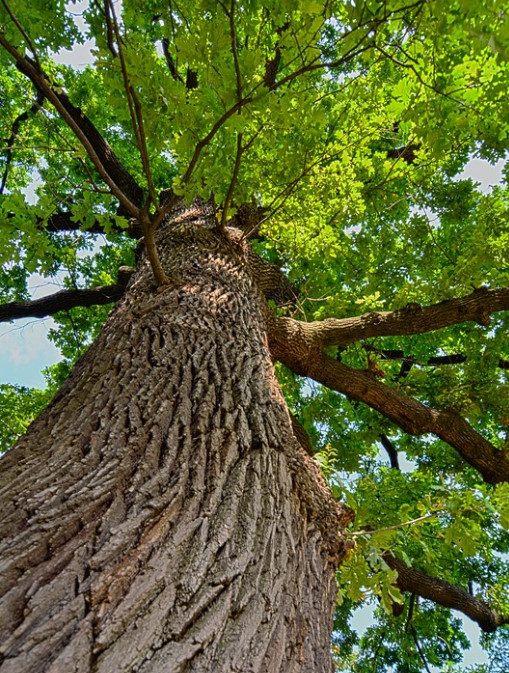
[457, 157, 506, 193]
[51, 1, 96, 71]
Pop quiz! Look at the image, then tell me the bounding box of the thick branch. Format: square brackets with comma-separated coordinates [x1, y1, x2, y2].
[386, 143, 419, 164]
[289, 412, 314, 456]
[0, 268, 133, 322]
[269, 320, 509, 484]
[227, 227, 297, 305]
[4, 210, 141, 237]
[379, 434, 400, 469]
[297, 287, 509, 348]
[384, 553, 509, 633]
[45, 211, 135, 235]
[226, 203, 267, 238]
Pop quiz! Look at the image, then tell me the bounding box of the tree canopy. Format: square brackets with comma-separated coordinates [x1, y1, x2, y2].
[1, 0, 508, 670]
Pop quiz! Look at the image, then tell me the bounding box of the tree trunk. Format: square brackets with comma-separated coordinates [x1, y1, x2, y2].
[0, 202, 351, 673]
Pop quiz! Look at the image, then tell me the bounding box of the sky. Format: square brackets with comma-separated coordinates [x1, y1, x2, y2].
[0, 2, 506, 667]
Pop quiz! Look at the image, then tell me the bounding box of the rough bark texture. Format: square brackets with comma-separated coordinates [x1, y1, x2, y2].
[0, 202, 351, 673]
[276, 287, 509, 348]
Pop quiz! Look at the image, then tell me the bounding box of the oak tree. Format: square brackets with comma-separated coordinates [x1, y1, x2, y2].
[0, 1, 508, 671]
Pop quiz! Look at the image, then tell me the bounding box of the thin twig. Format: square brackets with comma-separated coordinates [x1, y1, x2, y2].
[106, 0, 157, 208]
[351, 512, 440, 538]
[181, 97, 251, 186]
[410, 625, 432, 673]
[221, 133, 243, 229]
[228, 0, 242, 100]
[405, 593, 416, 631]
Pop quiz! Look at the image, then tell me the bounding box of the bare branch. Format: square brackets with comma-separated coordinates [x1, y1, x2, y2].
[0, 268, 134, 323]
[364, 345, 509, 373]
[384, 553, 509, 633]
[379, 433, 400, 469]
[290, 287, 509, 348]
[43, 210, 141, 237]
[269, 320, 509, 484]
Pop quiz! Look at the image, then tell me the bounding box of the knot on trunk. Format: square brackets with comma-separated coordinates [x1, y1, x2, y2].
[226, 227, 297, 306]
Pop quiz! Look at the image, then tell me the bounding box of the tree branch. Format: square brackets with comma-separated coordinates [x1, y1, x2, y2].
[161, 38, 197, 89]
[273, 42, 373, 91]
[386, 143, 420, 164]
[152, 96, 253, 228]
[3, 209, 141, 237]
[227, 228, 297, 305]
[106, 0, 157, 209]
[1, 89, 44, 195]
[180, 97, 252, 186]
[294, 287, 509, 348]
[221, 132, 243, 229]
[226, 202, 267, 238]
[0, 34, 143, 215]
[45, 210, 141, 237]
[364, 345, 509, 373]
[379, 433, 400, 469]
[269, 320, 509, 484]
[384, 553, 509, 633]
[409, 624, 432, 673]
[161, 37, 183, 81]
[289, 412, 314, 456]
[0, 268, 133, 322]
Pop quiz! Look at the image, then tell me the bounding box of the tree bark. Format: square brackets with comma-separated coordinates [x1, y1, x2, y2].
[0, 202, 351, 673]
